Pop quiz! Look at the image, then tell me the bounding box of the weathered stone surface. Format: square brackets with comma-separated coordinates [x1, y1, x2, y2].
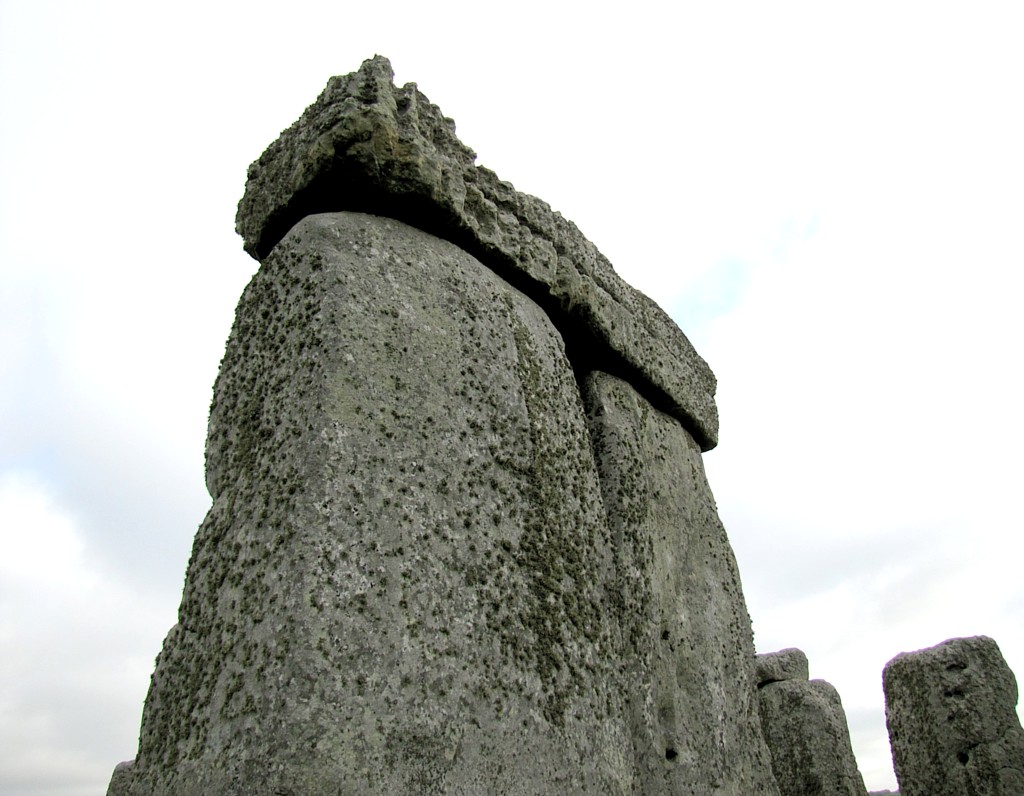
[235, 55, 719, 450]
[107, 56, 801, 794]
[758, 678, 868, 796]
[105, 760, 134, 796]
[125, 212, 637, 794]
[755, 647, 810, 686]
[583, 371, 779, 794]
[883, 636, 1024, 796]
[112, 208, 782, 794]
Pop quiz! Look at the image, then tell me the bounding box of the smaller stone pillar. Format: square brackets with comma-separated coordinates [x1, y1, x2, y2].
[756, 648, 868, 795]
[105, 760, 134, 796]
[883, 636, 1024, 796]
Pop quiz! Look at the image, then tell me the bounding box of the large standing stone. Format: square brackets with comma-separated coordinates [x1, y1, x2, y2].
[121, 212, 636, 794]
[584, 372, 778, 793]
[883, 636, 1024, 796]
[105, 761, 133, 796]
[755, 648, 810, 686]
[756, 648, 868, 796]
[107, 57, 785, 795]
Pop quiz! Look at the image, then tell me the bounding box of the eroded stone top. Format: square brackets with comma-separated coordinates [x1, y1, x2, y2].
[236, 55, 719, 449]
[755, 648, 810, 686]
[883, 636, 1024, 796]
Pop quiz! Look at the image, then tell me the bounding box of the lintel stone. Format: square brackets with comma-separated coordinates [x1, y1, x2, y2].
[235, 55, 719, 449]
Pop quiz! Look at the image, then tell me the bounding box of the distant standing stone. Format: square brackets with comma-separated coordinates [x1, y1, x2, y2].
[755, 648, 810, 686]
[105, 760, 134, 796]
[756, 648, 868, 795]
[883, 636, 1024, 796]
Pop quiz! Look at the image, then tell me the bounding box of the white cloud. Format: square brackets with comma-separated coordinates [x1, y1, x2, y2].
[0, 475, 93, 593]
[0, 473, 172, 796]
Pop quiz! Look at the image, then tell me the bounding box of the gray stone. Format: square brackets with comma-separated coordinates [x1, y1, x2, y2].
[105, 760, 134, 796]
[583, 371, 778, 794]
[108, 57, 789, 795]
[758, 678, 868, 796]
[883, 636, 1024, 796]
[756, 647, 810, 686]
[127, 213, 634, 794]
[116, 210, 780, 794]
[235, 55, 719, 450]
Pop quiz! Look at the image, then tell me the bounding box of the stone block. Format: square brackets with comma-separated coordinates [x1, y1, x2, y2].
[755, 647, 810, 686]
[127, 213, 639, 793]
[104, 55, 794, 795]
[105, 760, 134, 796]
[584, 371, 778, 794]
[758, 678, 868, 795]
[883, 636, 1024, 796]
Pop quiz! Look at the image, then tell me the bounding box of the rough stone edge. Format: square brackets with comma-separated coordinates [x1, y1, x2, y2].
[105, 759, 134, 796]
[882, 635, 1024, 794]
[758, 678, 869, 796]
[235, 55, 719, 449]
[755, 647, 810, 686]
[882, 634, 1013, 679]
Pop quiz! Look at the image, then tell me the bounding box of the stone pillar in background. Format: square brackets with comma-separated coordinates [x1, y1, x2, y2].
[883, 636, 1024, 796]
[756, 648, 868, 796]
[105, 761, 133, 796]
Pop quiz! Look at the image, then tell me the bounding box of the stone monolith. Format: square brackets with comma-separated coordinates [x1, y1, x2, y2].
[584, 372, 777, 793]
[755, 647, 810, 686]
[129, 210, 640, 793]
[107, 57, 780, 795]
[106, 761, 133, 796]
[883, 636, 1024, 796]
[756, 648, 868, 796]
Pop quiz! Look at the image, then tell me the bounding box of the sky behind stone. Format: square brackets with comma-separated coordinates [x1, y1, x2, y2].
[2, 2, 1022, 793]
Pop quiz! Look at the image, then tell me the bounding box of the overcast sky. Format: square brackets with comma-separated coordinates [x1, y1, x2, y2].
[2, 2, 1022, 794]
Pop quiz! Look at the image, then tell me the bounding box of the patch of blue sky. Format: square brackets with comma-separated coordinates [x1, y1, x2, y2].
[772, 214, 820, 261]
[667, 212, 822, 349]
[668, 256, 751, 348]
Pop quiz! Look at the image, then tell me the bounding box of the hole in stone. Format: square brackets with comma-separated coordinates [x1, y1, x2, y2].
[665, 747, 678, 761]
[957, 751, 969, 765]
[661, 630, 670, 641]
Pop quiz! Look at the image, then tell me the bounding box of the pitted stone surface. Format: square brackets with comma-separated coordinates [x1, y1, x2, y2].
[583, 371, 779, 794]
[758, 678, 868, 796]
[755, 647, 810, 686]
[235, 55, 719, 450]
[883, 636, 1024, 796]
[105, 760, 134, 796]
[123, 213, 635, 794]
[108, 209, 786, 795]
[105, 59, 794, 794]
